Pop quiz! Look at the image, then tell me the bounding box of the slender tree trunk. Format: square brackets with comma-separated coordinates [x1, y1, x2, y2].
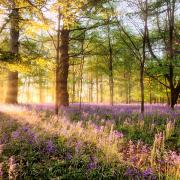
[140, 63, 145, 113]
[165, 78, 170, 105]
[88, 83, 91, 103]
[72, 62, 76, 103]
[26, 77, 31, 103]
[39, 86, 44, 103]
[126, 83, 128, 104]
[109, 70, 113, 105]
[52, 80, 55, 103]
[55, 9, 70, 114]
[140, 0, 148, 114]
[38, 75, 44, 103]
[119, 81, 122, 101]
[168, 0, 174, 108]
[107, 20, 114, 106]
[5, 6, 19, 104]
[149, 78, 152, 104]
[100, 75, 103, 103]
[124, 72, 128, 104]
[77, 78, 81, 102]
[96, 74, 99, 104]
[0, 77, 4, 103]
[128, 71, 131, 104]
[90, 74, 93, 103]
[79, 32, 85, 109]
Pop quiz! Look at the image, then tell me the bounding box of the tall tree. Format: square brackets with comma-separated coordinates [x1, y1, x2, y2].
[5, 1, 19, 103]
[55, 8, 70, 114]
[0, 0, 45, 104]
[146, 0, 180, 108]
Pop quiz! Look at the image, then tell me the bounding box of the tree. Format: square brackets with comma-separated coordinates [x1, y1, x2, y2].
[0, 0, 45, 104]
[114, 0, 149, 113]
[5, 1, 19, 103]
[146, 0, 180, 108]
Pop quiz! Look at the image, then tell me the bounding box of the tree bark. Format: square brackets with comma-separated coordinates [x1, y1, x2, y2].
[39, 86, 44, 103]
[55, 8, 61, 114]
[55, 9, 70, 114]
[79, 32, 85, 109]
[96, 74, 99, 104]
[0, 77, 4, 103]
[5, 5, 19, 104]
[149, 78, 152, 104]
[107, 19, 114, 106]
[26, 77, 31, 103]
[57, 29, 70, 107]
[89, 73, 93, 103]
[72, 63, 76, 103]
[140, 63, 145, 113]
[140, 0, 148, 114]
[100, 75, 103, 103]
[166, 0, 178, 109]
[128, 71, 131, 104]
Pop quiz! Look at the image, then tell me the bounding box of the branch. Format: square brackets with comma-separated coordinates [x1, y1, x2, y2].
[70, 21, 117, 32]
[145, 70, 170, 89]
[0, 18, 10, 34]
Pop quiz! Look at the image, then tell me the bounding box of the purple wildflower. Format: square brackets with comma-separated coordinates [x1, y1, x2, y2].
[27, 131, 37, 144]
[143, 168, 153, 177]
[87, 156, 97, 170]
[66, 152, 73, 160]
[95, 125, 102, 131]
[0, 133, 8, 144]
[114, 131, 124, 138]
[124, 167, 142, 177]
[75, 142, 82, 154]
[124, 167, 134, 176]
[22, 125, 29, 132]
[45, 140, 56, 154]
[11, 131, 20, 139]
[131, 156, 137, 163]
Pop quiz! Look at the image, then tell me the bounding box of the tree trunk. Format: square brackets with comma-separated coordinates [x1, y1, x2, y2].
[55, 9, 70, 114]
[128, 71, 131, 104]
[140, 0, 148, 114]
[149, 78, 152, 104]
[140, 63, 145, 113]
[72, 63, 76, 103]
[100, 75, 103, 103]
[109, 69, 113, 106]
[57, 29, 70, 107]
[107, 19, 114, 106]
[96, 74, 99, 104]
[124, 72, 129, 104]
[170, 84, 180, 109]
[0, 77, 4, 103]
[89, 73, 93, 103]
[79, 32, 85, 109]
[26, 77, 31, 103]
[167, 1, 178, 109]
[39, 88, 44, 103]
[5, 6, 19, 104]
[55, 8, 61, 114]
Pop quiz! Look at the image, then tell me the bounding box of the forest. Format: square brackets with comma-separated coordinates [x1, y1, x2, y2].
[0, 0, 180, 179]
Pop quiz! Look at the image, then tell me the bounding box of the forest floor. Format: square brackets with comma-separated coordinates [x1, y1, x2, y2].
[0, 104, 179, 179]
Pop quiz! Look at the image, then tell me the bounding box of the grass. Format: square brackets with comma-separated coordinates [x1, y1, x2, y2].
[0, 104, 180, 179]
